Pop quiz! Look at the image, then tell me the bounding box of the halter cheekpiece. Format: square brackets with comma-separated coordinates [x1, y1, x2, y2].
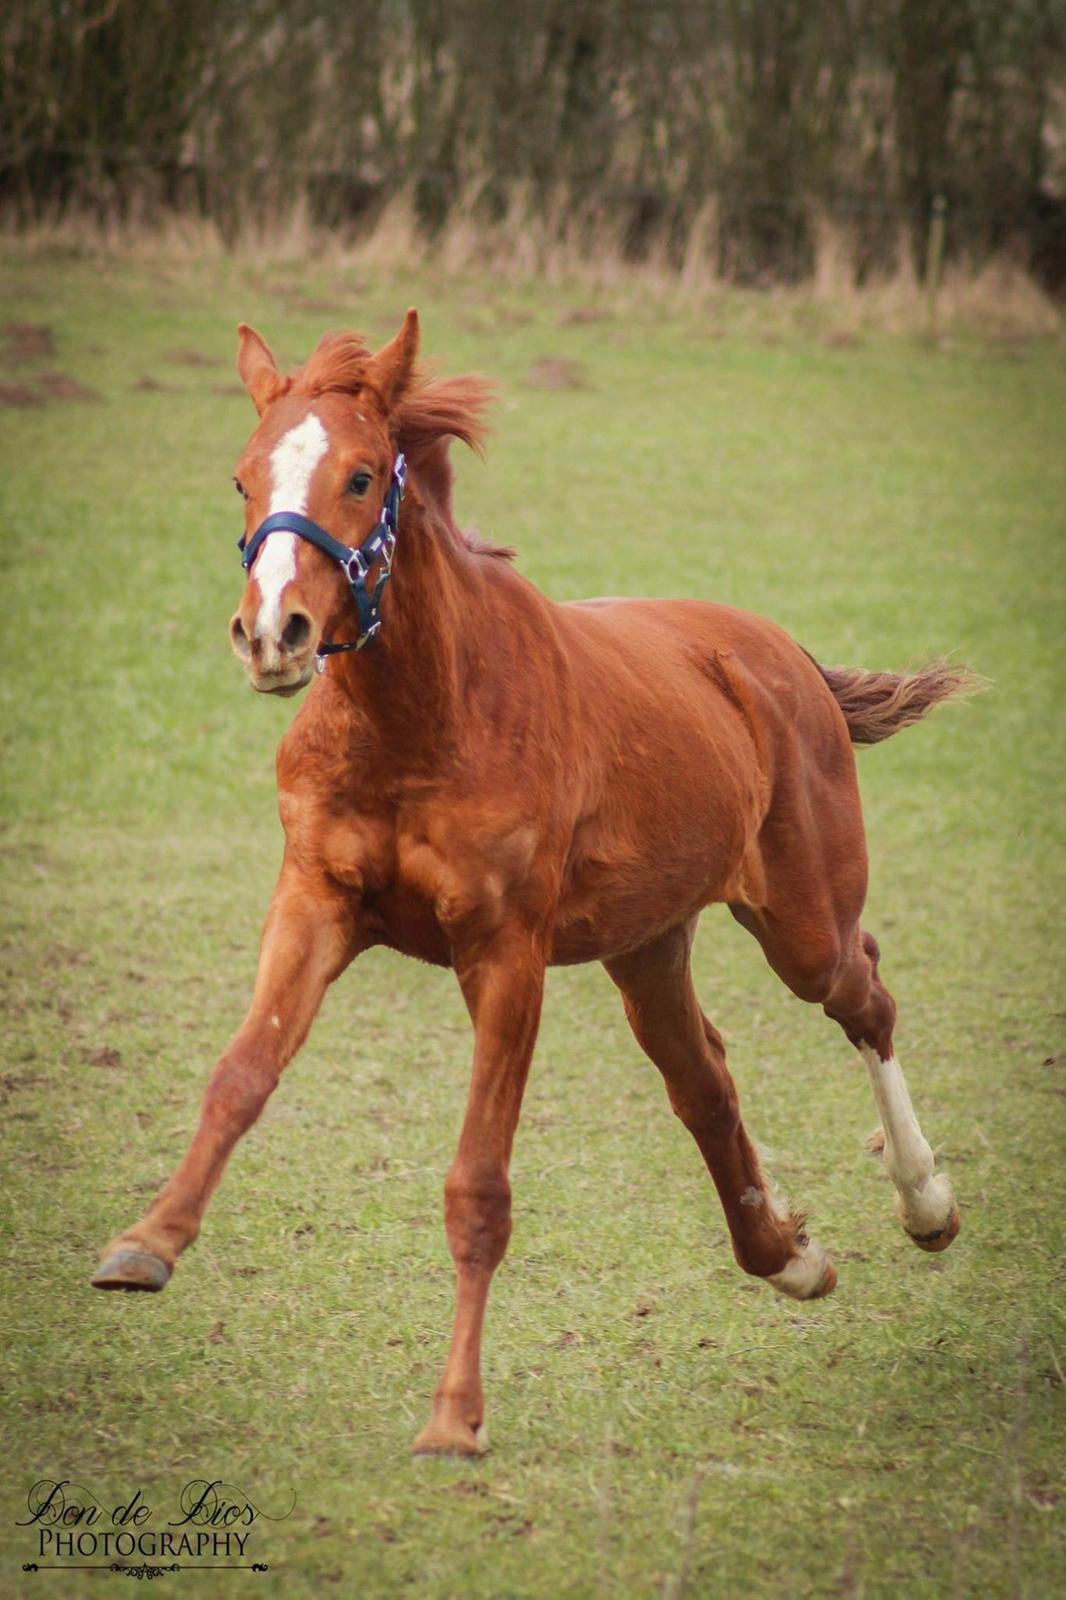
[238, 453, 407, 666]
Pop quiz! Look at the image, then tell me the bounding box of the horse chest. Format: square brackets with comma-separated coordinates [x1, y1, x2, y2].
[312, 806, 518, 963]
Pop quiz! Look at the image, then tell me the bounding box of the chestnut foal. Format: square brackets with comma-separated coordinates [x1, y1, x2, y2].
[93, 313, 969, 1456]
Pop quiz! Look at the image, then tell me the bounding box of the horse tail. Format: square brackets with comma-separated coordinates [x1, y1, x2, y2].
[813, 657, 982, 745]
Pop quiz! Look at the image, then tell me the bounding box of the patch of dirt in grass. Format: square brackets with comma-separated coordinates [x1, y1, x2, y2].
[0, 382, 45, 408]
[2, 321, 55, 362]
[37, 372, 101, 402]
[822, 328, 860, 349]
[0, 1070, 48, 1104]
[81, 1045, 123, 1069]
[47, 943, 92, 968]
[166, 349, 221, 367]
[526, 355, 589, 390]
[133, 375, 180, 393]
[212, 383, 245, 397]
[559, 304, 609, 326]
[0, 379, 48, 406]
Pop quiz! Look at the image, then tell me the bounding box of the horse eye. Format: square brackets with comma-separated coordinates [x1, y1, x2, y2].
[348, 471, 372, 498]
[234, 478, 247, 498]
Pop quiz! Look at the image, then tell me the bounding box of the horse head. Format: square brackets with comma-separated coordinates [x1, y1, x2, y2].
[229, 310, 420, 696]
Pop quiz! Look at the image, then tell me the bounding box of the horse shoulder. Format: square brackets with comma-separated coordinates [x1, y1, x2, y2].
[274, 701, 395, 894]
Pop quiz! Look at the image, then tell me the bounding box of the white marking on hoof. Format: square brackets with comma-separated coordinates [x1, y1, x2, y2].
[895, 1171, 957, 1239]
[768, 1237, 835, 1301]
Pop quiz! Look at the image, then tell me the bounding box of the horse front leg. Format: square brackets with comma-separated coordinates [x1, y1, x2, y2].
[91, 866, 362, 1291]
[412, 926, 546, 1457]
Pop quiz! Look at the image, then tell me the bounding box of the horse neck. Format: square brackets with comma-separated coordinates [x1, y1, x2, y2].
[331, 483, 479, 767]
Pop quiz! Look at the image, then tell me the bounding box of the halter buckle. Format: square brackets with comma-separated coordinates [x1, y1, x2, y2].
[342, 547, 370, 584]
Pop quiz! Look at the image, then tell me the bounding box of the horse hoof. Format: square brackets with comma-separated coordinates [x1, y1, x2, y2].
[768, 1239, 837, 1301]
[813, 1258, 838, 1297]
[411, 1419, 489, 1458]
[91, 1247, 172, 1292]
[907, 1204, 961, 1254]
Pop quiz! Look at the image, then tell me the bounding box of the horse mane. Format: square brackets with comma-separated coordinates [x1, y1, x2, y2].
[291, 330, 374, 400]
[288, 331, 511, 560]
[398, 377, 514, 561]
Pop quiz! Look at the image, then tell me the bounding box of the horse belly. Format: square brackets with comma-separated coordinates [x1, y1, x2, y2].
[551, 773, 760, 965]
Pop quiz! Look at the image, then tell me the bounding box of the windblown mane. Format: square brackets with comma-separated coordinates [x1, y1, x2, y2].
[290, 330, 510, 559]
[291, 330, 374, 399]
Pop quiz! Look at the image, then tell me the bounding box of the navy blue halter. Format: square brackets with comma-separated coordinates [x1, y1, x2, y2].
[238, 453, 407, 661]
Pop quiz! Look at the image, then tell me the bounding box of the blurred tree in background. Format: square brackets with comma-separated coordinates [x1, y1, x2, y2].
[2, 0, 1064, 288]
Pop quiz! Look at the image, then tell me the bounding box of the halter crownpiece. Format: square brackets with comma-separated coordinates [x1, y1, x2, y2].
[237, 453, 407, 666]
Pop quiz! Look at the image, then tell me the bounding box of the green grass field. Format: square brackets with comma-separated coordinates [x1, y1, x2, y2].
[1, 249, 1064, 1599]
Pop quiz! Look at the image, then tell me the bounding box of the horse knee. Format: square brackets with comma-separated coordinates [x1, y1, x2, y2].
[443, 1163, 512, 1271]
[204, 1054, 279, 1133]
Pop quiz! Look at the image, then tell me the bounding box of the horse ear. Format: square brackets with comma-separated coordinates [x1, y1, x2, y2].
[236, 323, 283, 415]
[364, 308, 420, 412]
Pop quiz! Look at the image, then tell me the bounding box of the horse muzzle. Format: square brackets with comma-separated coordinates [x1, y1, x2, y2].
[248, 667, 313, 698]
[229, 608, 318, 696]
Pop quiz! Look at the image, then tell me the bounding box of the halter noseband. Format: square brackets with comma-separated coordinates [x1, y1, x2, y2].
[237, 453, 407, 666]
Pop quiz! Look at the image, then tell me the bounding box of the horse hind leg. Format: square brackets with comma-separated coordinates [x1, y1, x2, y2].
[605, 923, 836, 1303]
[825, 930, 960, 1252]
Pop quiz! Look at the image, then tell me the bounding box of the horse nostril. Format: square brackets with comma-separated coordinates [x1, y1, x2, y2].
[281, 611, 312, 653]
[229, 613, 252, 661]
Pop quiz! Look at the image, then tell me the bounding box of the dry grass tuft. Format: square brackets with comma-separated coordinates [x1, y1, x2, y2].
[808, 216, 1061, 340]
[1, 198, 1060, 343]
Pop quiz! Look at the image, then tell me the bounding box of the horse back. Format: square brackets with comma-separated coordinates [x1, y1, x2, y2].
[559, 594, 853, 798]
[543, 596, 860, 959]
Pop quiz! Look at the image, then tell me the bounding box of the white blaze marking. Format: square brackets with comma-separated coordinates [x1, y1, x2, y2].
[255, 412, 329, 639]
[859, 1045, 956, 1236]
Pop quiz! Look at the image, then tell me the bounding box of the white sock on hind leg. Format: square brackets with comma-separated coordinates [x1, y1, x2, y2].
[859, 1045, 956, 1237]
